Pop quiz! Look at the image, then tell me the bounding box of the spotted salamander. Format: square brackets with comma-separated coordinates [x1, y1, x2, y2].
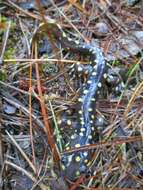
[38, 20, 106, 179]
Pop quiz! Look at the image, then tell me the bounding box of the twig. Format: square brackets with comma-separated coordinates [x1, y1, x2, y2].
[0, 20, 11, 64]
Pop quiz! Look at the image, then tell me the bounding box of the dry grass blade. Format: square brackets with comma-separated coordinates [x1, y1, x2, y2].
[124, 80, 143, 118]
[3, 58, 83, 64]
[0, 20, 11, 64]
[6, 131, 36, 173]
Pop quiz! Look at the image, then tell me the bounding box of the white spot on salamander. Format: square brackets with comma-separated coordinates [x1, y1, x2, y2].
[92, 72, 97, 76]
[67, 120, 72, 125]
[83, 152, 88, 157]
[87, 80, 92, 84]
[88, 108, 93, 112]
[83, 89, 88, 94]
[97, 82, 102, 88]
[75, 144, 81, 148]
[79, 132, 84, 136]
[78, 98, 83, 102]
[80, 127, 86, 132]
[77, 66, 83, 72]
[78, 110, 82, 114]
[75, 156, 81, 162]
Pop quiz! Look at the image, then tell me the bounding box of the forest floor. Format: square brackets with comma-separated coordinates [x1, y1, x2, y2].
[0, 0, 143, 190]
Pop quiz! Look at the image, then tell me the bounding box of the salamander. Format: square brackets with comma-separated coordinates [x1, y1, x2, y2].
[37, 20, 106, 179]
